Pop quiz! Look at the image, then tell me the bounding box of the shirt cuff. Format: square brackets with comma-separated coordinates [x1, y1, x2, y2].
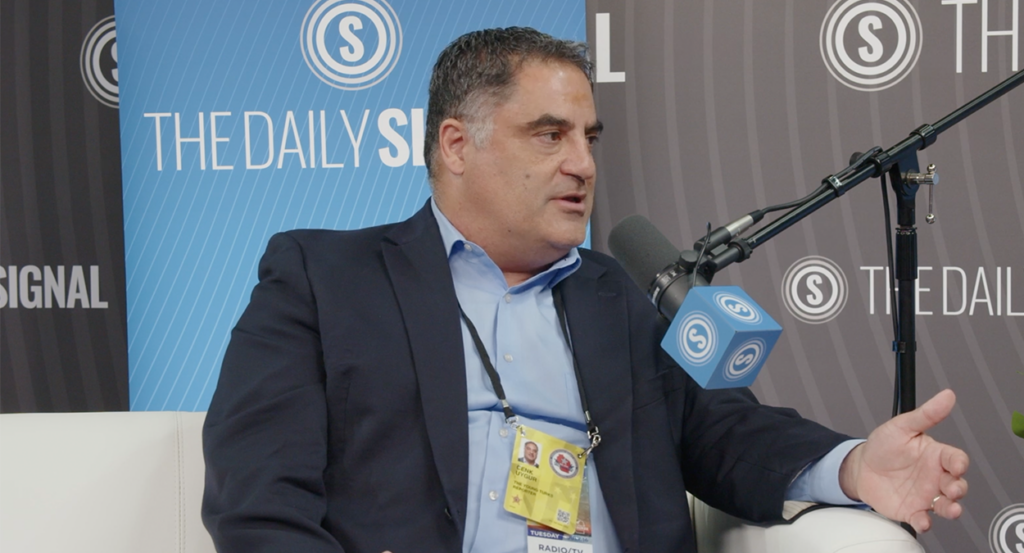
[785, 439, 867, 505]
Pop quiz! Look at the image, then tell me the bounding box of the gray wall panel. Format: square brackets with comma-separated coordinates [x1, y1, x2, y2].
[588, 0, 1023, 550]
[1, 0, 128, 413]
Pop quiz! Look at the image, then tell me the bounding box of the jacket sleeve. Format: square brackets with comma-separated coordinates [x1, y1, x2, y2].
[675, 371, 851, 522]
[202, 232, 345, 553]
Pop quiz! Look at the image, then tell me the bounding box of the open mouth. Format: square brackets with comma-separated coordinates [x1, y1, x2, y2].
[555, 193, 588, 214]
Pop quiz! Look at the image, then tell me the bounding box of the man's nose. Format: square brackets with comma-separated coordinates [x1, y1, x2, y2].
[562, 135, 596, 183]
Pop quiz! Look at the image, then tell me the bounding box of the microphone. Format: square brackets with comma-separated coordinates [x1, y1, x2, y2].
[608, 215, 707, 319]
[608, 215, 782, 389]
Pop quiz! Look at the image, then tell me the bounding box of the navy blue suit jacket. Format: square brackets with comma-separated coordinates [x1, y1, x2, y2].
[202, 203, 848, 553]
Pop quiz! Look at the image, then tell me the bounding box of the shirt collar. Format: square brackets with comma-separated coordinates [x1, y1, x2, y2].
[430, 197, 581, 291]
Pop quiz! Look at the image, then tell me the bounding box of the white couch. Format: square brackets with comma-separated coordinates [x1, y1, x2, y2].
[0, 411, 923, 553]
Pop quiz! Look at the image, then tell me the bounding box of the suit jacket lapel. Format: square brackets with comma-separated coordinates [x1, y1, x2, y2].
[381, 204, 470, 535]
[558, 263, 640, 552]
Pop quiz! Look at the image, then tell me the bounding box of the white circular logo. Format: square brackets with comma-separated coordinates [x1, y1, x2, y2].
[677, 312, 717, 366]
[548, 449, 580, 479]
[714, 291, 762, 325]
[724, 338, 767, 382]
[820, 0, 922, 91]
[990, 504, 1024, 553]
[80, 16, 118, 108]
[300, 0, 402, 90]
[782, 256, 849, 324]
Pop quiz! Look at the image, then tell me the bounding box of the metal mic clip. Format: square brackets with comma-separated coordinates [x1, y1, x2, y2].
[904, 164, 939, 224]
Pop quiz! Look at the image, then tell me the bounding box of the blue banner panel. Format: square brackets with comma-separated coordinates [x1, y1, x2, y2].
[115, 0, 585, 411]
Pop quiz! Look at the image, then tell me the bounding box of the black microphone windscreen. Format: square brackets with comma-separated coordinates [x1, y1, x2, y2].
[608, 215, 681, 293]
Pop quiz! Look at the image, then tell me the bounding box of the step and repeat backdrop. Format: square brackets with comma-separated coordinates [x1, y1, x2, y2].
[3, 0, 1021, 550]
[1, 0, 129, 413]
[585, 0, 1022, 551]
[113, 0, 585, 412]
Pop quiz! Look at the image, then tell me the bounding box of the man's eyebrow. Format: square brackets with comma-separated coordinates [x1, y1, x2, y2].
[524, 114, 571, 132]
[523, 115, 605, 136]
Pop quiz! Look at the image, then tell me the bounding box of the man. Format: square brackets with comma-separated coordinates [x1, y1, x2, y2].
[202, 27, 968, 552]
[518, 441, 540, 468]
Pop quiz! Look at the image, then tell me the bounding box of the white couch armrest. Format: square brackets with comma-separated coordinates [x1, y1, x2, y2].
[689, 494, 924, 553]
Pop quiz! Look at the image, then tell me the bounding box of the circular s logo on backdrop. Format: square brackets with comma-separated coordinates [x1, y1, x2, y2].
[820, 0, 922, 91]
[724, 338, 767, 382]
[678, 312, 717, 366]
[990, 504, 1024, 553]
[301, 0, 403, 90]
[80, 16, 118, 108]
[783, 256, 849, 324]
[714, 291, 762, 325]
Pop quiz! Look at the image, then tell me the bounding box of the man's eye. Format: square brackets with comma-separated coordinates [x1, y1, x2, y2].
[587, 135, 600, 146]
[542, 131, 561, 142]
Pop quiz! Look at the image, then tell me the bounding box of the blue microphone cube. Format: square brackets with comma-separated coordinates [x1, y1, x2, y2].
[661, 286, 783, 389]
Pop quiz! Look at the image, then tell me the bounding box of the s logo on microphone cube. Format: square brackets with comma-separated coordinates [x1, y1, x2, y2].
[661, 286, 782, 389]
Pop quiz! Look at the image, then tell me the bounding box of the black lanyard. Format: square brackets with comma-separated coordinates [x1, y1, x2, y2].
[457, 286, 601, 458]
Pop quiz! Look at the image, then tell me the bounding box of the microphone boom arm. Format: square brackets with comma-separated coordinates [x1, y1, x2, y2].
[704, 68, 1024, 277]
[700, 68, 1024, 418]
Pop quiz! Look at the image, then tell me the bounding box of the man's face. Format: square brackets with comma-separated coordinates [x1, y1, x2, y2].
[524, 441, 538, 464]
[450, 60, 601, 271]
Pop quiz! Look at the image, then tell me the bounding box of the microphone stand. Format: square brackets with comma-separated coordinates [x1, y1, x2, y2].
[700, 69, 1024, 417]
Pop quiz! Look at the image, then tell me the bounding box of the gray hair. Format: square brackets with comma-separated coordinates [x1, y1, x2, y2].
[424, 27, 592, 182]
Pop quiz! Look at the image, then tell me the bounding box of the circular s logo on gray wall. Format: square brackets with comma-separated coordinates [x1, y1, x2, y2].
[782, 256, 849, 324]
[301, 0, 402, 90]
[990, 504, 1024, 553]
[820, 0, 922, 91]
[80, 16, 118, 108]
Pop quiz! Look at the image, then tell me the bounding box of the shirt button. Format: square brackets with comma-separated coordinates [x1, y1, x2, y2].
[504, 294, 512, 303]
[488, 490, 498, 501]
[464, 243, 473, 251]
[503, 354, 513, 363]
[499, 428, 509, 438]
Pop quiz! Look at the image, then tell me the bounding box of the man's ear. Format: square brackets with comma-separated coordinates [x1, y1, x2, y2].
[438, 118, 469, 176]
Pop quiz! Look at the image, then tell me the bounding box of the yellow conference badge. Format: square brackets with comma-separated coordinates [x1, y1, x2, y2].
[504, 425, 586, 534]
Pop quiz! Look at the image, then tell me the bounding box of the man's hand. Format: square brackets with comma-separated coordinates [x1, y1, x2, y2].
[838, 389, 969, 533]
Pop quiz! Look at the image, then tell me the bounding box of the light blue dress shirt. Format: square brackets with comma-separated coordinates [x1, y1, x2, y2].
[429, 200, 861, 553]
